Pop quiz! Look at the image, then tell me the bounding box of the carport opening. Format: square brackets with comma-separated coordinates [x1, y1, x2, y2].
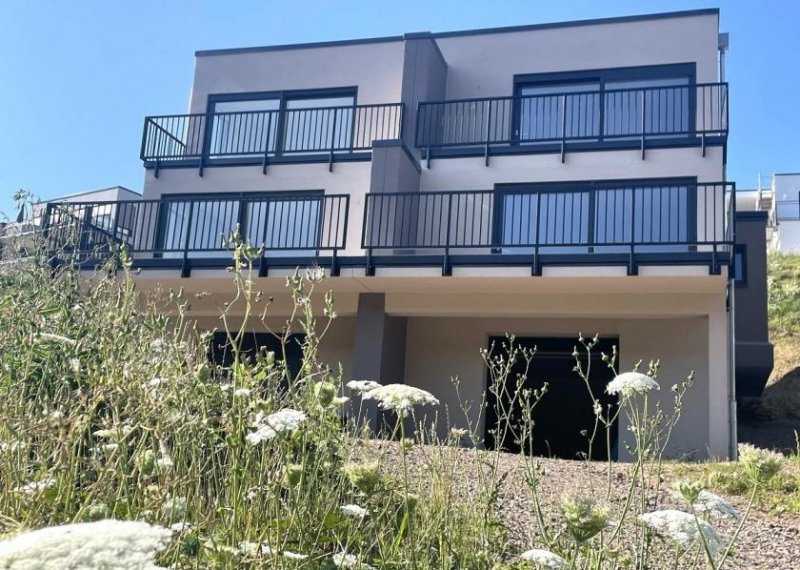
[485, 336, 619, 460]
[210, 331, 306, 384]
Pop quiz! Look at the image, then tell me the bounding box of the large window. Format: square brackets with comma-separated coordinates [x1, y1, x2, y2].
[207, 89, 356, 158]
[158, 192, 323, 259]
[495, 179, 696, 254]
[514, 64, 695, 143]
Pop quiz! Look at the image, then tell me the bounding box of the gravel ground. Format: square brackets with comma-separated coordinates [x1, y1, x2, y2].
[360, 441, 800, 569]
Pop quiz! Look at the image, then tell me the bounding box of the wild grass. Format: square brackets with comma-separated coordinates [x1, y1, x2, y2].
[0, 230, 791, 568]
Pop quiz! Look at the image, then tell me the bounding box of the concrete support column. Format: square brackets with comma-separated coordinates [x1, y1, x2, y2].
[708, 298, 733, 459]
[351, 293, 408, 431]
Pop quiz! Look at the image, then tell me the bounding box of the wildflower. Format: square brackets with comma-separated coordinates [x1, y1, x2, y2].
[450, 427, 469, 439]
[340, 504, 369, 519]
[333, 551, 375, 569]
[157, 455, 174, 470]
[738, 443, 783, 483]
[606, 372, 660, 399]
[282, 550, 309, 560]
[346, 380, 382, 394]
[315, 382, 337, 406]
[13, 478, 55, 495]
[49, 410, 64, 420]
[169, 522, 193, 533]
[333, 396, 350, 406]
[37, 332, 77, 346]
[161, 496, 188, 519]
[233, 388, 251, 399]
[344, 463, 382, 494]
[520, 548, 567, 568]
[560, 495, 608, 543]
[638, 510, 725, 556]
[361, 384, 439, 417]
[0, 519, 171, 569]
[246, 409, 306, 445]
[148, 377, 165, 389]
[674, 483, 738, 519]
[93, 425, 133, 442]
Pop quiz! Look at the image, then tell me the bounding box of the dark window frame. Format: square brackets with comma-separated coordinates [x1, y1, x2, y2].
[492, 177, 699, 249]
[734, 244, 748, 287]
[511, 63, 697, 143]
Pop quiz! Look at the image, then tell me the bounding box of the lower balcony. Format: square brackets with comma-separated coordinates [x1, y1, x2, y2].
[41, 181, 734, 277]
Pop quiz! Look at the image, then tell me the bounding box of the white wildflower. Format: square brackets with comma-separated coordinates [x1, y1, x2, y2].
[738, 443, 783, 482]
[675, 490, 738, 519]
[37, 332, 77, 346]
[49, 410, 64, 420]
[93, 425, 133, 442]
[147, 377, 165, 389]
[346, 380, 382, 394]
[333, 396, 350, 406]
[333, 551, 375, 569]
[157, 455, 174, 470]
[340, 504, 369, 519]
[0, 519, 171, 569]
[450, 427, 469, 439]
[282, 550, 308, 560]
[13, 478, 55, 495]
[161, 496, 187, 519]
[233, 388, 251, 399]
[245, 409, 306, 445]
[520, 548, 567, 568]
[606, 372, 660, 399]
[169, 522, 193, 533]
[638, 510, 725, 556]
[362, 384, 439, 417]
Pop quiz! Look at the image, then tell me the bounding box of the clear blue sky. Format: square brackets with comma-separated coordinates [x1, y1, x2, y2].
[1, 0, 798, 217]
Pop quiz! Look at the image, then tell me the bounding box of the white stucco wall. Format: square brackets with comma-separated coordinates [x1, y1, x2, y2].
[435, 12, 720, 99]
[189, 41, 406, 113]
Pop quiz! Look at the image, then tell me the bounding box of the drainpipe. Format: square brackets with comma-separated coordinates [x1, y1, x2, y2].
[718, 33, 729, 82]
[728, 281, 738, 460]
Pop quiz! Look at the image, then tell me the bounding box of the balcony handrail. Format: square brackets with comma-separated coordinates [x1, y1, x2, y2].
[141, 102, 404, 164]
[43, 194, 351, 262]
[416, 83, 728, 151]
[362, 183, 735, 274]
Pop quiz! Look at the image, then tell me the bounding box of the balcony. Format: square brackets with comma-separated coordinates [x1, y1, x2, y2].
[42, 194, 350, 277]
[415, 83, 728, 163]
[140, 103, 404, 175]
[362, 181, 735, 275]
[43, 182, 734, 278]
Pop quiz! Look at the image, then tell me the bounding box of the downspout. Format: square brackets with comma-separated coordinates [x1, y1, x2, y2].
[728, 281, 738, 460]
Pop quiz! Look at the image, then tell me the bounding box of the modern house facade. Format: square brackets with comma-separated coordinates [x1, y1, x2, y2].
[737, 173, 800, 253]
[45, 9, 748, 459]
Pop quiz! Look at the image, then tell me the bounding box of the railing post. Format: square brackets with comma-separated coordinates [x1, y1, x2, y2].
[328, 108, 338, 173]
[181, 201, 194, 278]
[443, 193, 453, 276]
[262, 112, 274, 175]
[484, 100, 492, 167]
[199, 112, 213, 177]
[629, 188, 637, 275]
[640, 90, 647, 160]
[560, 94, 567, 163]
[532, 191, 542, 276]
[42, 202, 54, 256]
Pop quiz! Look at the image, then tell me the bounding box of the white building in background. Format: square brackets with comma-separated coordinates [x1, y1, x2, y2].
[43, 9, 758, 460]
[736, 173, 800, 253]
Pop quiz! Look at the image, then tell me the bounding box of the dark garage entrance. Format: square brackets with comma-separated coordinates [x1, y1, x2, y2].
[485, 336, 619, 460]
[210, 332, 305, 381]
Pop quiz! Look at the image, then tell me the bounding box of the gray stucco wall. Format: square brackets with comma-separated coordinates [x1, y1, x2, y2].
[400, 34, 448, 152]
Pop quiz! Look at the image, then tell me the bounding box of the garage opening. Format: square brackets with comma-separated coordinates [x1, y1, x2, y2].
[485, 336, 619, 460]
[210, 332, 305, 382]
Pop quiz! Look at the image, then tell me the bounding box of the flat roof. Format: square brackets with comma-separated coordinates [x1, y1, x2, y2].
[196, 8, 719, 57]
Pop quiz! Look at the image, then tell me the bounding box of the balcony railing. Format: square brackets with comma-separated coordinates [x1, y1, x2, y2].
[415, 83, 728, 160]
[775, 196, 800, 222]
[43, 195, 350, 275]
[141, 103, 404, 172]
[363, 182, 735, 274]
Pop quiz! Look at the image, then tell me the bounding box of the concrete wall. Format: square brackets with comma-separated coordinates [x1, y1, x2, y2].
[435, 12, 719, 100]
[189, 40, 406, 113]
[400, 34, 448, 151]
[404, 314, 718, 459]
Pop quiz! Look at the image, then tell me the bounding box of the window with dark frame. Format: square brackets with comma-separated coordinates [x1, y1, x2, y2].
[734, 245, 747, 286]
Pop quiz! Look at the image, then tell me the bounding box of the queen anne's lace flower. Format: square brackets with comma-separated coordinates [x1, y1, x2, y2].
[520, 548, 567, 568]
[346, 380, 383, 394]
[333, 551, 375, 569]
[0, 520, 171, 569]
[737, 443, 783, 482]
[676, 490, 738, 519]
[12, 478, 55, 495]
[245, 409, 306, 445]
[606, 372, 660, 399]
[340, 504, 369, 519]
[638, 510, 725, 556]
[362, 384, 439, 416]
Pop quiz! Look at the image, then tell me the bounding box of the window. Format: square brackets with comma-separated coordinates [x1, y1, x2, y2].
[207, 89, 356, 158]
[158, 192, 323, 259]
[734, 245, 747, 286]
[514, 64, 696, 143]
[494, 179, 696, 254]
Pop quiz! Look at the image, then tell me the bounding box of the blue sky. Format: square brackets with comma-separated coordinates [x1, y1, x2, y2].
[1, 0, 798, 217]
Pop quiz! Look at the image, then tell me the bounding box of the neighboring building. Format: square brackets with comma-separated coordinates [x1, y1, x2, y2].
[743, 173, 800, 253]
[45, 10, 745, 459]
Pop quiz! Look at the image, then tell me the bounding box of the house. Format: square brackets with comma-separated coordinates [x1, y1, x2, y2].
[45, 9, 760, 460]
[737, 173, 800, 253]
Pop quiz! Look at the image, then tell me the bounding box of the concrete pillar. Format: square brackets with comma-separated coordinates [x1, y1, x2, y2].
[351, 293, 408, 431]
[708, 297, 733, 458]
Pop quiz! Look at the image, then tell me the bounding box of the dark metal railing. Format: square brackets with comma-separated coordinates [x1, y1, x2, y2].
[141, 103, 404, 166]
[415, 83, 728, 156]
[363, 182, 734, 273]
[43, 195, 350, 267]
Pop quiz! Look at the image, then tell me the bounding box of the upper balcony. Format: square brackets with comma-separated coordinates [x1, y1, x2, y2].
[415, 83, 728, 164]
[141, 102, 404, 175]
